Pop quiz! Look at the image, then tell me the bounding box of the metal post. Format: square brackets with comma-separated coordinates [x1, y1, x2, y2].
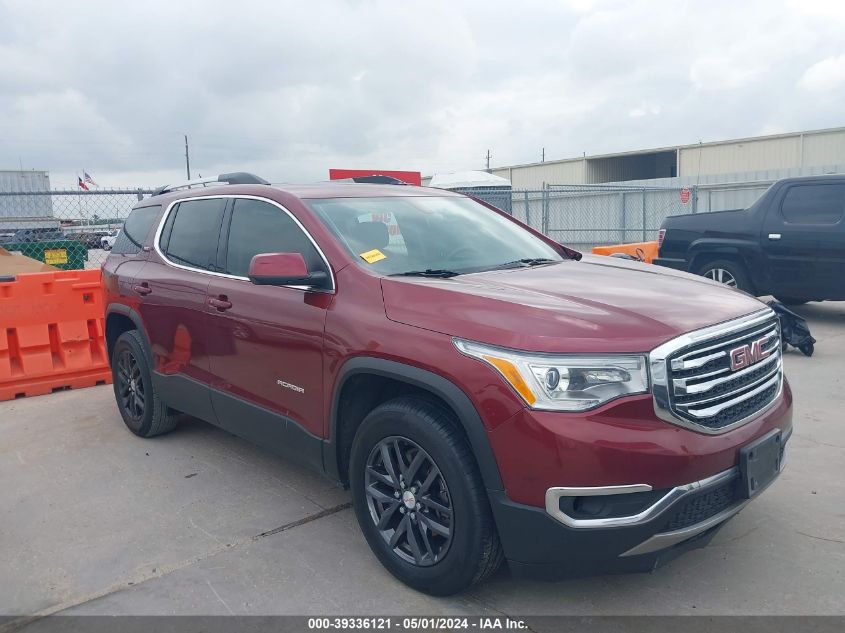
[641, 189, 647, 242]
[184, 134, 191, 180]
[620, 192, 627, 244]
[524, 190, 529, 224]
[692, 185, 699, 214]
[542, 184, 550, 235]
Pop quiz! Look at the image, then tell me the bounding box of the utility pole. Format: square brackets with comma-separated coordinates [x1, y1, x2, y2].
[485, 149, 492, 172]
[184, 134, 191, 180]
[542, 147, 545, 163]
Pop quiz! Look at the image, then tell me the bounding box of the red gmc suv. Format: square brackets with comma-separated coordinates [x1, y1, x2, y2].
[102, 173, 792, 595]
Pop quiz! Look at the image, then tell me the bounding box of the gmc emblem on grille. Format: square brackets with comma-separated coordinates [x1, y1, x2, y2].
[729, 337, 772, 371]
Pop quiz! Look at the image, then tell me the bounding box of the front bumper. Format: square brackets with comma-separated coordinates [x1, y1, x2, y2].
[489, 428, 790, 579]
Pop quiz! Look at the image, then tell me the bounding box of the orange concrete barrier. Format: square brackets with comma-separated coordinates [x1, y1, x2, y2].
[592, 241, 658, 264]
[0, 269, 110, 401]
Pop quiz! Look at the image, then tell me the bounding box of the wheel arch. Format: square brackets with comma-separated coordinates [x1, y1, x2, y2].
[325, 357, 504, 492]
[689, 245, 759, 294]
[105, 305, 151, 361]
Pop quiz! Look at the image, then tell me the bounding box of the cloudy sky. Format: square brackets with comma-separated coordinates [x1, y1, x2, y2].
[1, 0, 844, 189]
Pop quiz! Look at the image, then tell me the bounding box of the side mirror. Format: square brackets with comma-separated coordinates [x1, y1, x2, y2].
[248, 253, 328, 288]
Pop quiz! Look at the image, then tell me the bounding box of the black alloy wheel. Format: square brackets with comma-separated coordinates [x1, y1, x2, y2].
[111, 330, 181, 438]
[116, 349, 145, 422]
[349, 397, 503, 595]
[364, 436, 453, 567]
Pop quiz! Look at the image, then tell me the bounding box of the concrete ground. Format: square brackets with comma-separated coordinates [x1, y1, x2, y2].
[1, 302, 843, 621]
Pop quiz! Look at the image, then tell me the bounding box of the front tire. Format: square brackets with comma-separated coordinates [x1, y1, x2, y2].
[111, 330, 180, 438]
[349, 397, 503, 595]
[697, 258, 752, 293]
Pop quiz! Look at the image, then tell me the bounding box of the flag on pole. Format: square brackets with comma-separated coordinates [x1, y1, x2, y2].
[78, 176, 90, 191]
[83, 170, 99, 187]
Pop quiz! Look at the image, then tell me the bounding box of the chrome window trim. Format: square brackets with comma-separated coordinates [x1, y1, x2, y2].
[151, 194, 336, 293]
[650, 308, 782, 435]
[545, 467, 737, 529]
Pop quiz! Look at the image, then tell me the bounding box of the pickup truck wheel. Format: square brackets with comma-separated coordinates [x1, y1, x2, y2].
[111, 330, 180, 438]
[698, 259, 751, 292]
[349, 397, 503, 595]
[775, 297, 809, 306]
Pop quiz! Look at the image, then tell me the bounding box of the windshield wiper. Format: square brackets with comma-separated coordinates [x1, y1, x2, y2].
[391, 269, 462, 278]
[488, 258, 558, 271]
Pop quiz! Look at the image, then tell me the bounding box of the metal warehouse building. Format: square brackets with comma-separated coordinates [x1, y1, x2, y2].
[483, 126, 845, 188]
[0, 170, 55, 230]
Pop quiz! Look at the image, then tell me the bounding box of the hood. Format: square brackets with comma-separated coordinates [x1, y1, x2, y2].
[381, 254, 768, 354]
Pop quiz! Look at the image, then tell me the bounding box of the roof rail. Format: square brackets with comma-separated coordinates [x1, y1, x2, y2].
[152, 172, 270, 196]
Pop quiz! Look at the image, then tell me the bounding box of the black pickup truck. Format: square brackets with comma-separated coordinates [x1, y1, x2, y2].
[654, 175, 845, 304]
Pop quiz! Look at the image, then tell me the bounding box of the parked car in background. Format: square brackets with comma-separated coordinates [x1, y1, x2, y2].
[0, 227, 65, 244]
[101, 230, 120, 251]
[655, 175, 845, 304]
[103, 173, 792, 595]
[63, 231, 103, 248]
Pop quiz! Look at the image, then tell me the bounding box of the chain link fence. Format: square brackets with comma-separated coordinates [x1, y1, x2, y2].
[452, 180, 782, 251]
[0, 181, 771, 272]
[0, 189, 154, 270]
[453, 184, 695, 250]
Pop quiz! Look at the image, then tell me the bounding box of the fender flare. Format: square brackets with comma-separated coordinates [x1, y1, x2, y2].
[688, 239, 759, 270]
[688, 240, 763, 291]
[324, 357, 504, 492]
[105, 304, 152, 357]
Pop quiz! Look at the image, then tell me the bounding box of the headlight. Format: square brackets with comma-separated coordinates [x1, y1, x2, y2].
[454, 339, 649, 411]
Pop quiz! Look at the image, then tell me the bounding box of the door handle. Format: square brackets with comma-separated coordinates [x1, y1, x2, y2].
[132, 283, 152, 296]
[208, 296, 233, 311]
[768, 233, 782, 241]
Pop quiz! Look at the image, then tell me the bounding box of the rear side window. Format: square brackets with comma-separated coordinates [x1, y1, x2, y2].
[112, 205, 161, 255]
[225, 198, 327, 278]
[163, 199, 226, 271]
[781, 184, 845, 225]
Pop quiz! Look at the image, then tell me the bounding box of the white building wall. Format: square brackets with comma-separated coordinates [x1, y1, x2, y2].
[492, 160, 584, 188]
[678, 136, 802, 177]
[802, 129, 845, 166]
[480, 128, 845, 187]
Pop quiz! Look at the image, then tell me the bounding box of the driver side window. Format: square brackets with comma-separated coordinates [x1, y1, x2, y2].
[225, 198, 327, 278]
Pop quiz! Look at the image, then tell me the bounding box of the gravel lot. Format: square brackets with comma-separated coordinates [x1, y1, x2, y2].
[1, 301, 843, 621]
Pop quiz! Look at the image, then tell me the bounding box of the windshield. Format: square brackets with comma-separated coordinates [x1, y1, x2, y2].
[307, 196, 565, 275]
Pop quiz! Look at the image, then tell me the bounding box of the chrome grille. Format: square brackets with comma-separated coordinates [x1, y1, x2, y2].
[650, 310, 783, 433]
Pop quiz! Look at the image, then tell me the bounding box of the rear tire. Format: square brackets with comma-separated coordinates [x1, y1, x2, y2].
[111, 330, 180, 438]
[697, 259, 752, 293]
[775, 297, 809, 306]
[349, 397, 503, 595]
